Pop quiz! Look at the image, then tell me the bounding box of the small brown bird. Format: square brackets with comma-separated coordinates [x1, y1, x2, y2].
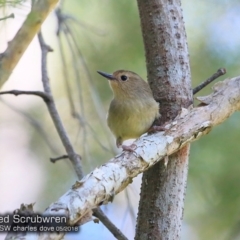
[97, 70, 160, 148]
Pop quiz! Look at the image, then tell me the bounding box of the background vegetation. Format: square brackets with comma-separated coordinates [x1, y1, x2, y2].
[0, 0, 240, 239]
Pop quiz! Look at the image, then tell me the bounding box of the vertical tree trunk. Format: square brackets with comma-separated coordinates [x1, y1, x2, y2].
[135, 0, 192, 239]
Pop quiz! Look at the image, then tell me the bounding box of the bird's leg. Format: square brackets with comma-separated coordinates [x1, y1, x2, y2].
[147, 118, 166, 133]
[116, 137, 122, 148]
[148, 125, 166, 133]
[117, 137, 137, 152]
[121, 144, 137, 152]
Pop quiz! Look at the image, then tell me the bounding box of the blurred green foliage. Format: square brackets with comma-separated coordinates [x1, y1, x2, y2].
[0, 0, 26, 8]
[1, 0, 240, 239]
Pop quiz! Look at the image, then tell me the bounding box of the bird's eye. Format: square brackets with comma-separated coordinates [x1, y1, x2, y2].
[120, 75, 128, 81]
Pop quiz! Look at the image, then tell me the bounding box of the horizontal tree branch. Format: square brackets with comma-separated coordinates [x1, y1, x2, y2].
[22, 75, 240, 239]
[0, 0, 59, 87]
[0, 90, 51, 102]
[0, 13, 14, 21]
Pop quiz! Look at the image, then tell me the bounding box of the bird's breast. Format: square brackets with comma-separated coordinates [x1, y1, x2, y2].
[107, 98, 159, 141]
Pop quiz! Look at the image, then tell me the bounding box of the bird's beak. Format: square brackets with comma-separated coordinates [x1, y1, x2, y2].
[97, 71, 116, 80]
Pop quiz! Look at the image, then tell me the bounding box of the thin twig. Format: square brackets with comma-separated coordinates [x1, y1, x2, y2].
[93, 208, 128, 240]
[55, 8, 106, 36]
[58, 33, 114, 154]
[0, 90, 51, 102]
[56, 9, 115, 153]
[62, 25, 89, 165]
[38, 30, 83, 179]
[124, 189, 136, 226]
[193, 68, 226, 95]
[50, 155, 69, 163]
[63, 21, 116, 153]
[60, 29, 114, 160]
[0, 13, 14, 21]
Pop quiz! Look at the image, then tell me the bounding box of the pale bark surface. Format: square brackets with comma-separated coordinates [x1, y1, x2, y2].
[18, 75, 240, 240]
[136, 0, 192, 238]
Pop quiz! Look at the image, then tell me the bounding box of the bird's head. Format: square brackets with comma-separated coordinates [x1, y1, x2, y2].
[97, 70, 151, 99]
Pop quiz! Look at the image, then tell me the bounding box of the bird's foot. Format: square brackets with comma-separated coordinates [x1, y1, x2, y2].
[122, 144, 137, 152]
[148, 125, 166, 133]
